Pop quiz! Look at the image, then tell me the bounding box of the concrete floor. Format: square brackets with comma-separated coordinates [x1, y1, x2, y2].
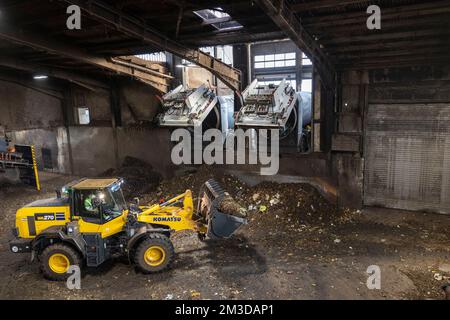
[0, 172, 449, 300]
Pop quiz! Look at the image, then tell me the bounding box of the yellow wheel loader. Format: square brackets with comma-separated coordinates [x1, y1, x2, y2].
[9, 178, 246, 280]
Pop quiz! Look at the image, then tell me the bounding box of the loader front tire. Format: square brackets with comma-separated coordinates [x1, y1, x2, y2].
[40, 243, 81, 281]
[134, 233, 174, 273]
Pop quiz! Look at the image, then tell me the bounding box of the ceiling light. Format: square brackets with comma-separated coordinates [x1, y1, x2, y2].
[33, 75, 48, 80]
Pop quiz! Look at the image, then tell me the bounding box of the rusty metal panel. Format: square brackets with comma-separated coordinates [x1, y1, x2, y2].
[364, 103, 450, 214]
[338, 113, 362, 133]
[332, 134, 360, 152]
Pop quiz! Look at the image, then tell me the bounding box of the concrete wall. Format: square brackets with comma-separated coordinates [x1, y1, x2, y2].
[117, 127, 174, 178]
[0, 79, 63, 130]
[0, 75, 174, 178]
[68, 126, 116, 176]
[66, 126, 175, 177]
[119, 80, 161, 126]
[70, 86, 111, 126]
[62, 81, 171, 176]
[0, 78, 67, 173]
[9, 127, 70, 173]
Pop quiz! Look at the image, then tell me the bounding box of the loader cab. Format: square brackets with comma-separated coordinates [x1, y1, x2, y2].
[66, 178, 127, 224]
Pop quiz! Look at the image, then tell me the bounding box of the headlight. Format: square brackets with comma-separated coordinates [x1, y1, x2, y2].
[11, 246, 18, 253]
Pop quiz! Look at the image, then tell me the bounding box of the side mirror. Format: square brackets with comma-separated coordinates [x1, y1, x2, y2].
[55, 190, 61, 199]
[133, 197, 140, 206]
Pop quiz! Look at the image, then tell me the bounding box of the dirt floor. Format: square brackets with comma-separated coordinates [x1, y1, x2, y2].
[1, 169, 450, 300]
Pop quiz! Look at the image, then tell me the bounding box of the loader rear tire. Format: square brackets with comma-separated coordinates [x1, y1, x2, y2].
[134, 233, 174, 273]
[40, 243, 81, 281]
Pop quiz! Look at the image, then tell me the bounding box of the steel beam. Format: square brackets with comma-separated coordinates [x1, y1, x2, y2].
[62, 0, 241, 91]
[0, 20, 171, 93]
[0, 55, 109, 90]
[321, 28, 450, 45]
[181, 31, 286, 46]
[291, 0, 368, 12]
[303, 1, 450, 27]
[326, 38, 450, 54]
[0, 73, 65, 99]
[255, 0, 335, 88]
[337, 53, 450, 70]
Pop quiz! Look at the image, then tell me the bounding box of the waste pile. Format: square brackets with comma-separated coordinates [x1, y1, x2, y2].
[140, 166, 358, 235]
[218, 192, 247, 218]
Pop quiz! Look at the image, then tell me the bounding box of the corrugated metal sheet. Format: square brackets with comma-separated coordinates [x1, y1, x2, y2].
[364, 103, 450, 214]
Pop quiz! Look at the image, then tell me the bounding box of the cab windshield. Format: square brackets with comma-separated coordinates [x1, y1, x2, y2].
[102, 185, 127, 221]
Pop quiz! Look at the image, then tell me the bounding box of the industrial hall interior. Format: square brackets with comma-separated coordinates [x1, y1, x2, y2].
[1, 0, 450, 301]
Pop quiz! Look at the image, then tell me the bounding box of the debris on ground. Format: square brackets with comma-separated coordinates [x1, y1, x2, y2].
[439, 264, 450, 273]
[164, 293, 174, 300]
[434, 273, 443, 281]
[2, 170, 450, 300]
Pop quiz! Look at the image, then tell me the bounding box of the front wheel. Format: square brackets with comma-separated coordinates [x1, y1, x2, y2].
[39, 243, 81, 281]
[134, 233, 175, 273]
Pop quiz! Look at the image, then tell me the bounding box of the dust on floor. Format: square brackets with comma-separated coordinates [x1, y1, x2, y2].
[0, 169, 449, 300]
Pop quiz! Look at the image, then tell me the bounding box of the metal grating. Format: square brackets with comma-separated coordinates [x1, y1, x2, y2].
[364, 103, 450, 214]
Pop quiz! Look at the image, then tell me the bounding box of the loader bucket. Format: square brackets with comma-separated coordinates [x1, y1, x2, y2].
[197, 179, 247, 239]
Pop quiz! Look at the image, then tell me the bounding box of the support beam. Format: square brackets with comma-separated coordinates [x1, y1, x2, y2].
[0, 55, 108, 90]
[110, 57, 172, 79]
[0, 74, 64, 100]
[62, 0, 241, 91]
[308, 14, 450, 36]
[0, 20, 171, 93]
[326, 38, 450, 54]
[255, 0, 334, 88]
[337, 53, 450, 69]
[182, 31, 286, 46]
[334, 46, 450, 61]
[179, 24, 284, 42]
[175, 5, 184, 39]
[291, 0, 367, 12]
[321, 28, 450, 45]
[303, 1, 450, 27]
[114, 56, 168, 74]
